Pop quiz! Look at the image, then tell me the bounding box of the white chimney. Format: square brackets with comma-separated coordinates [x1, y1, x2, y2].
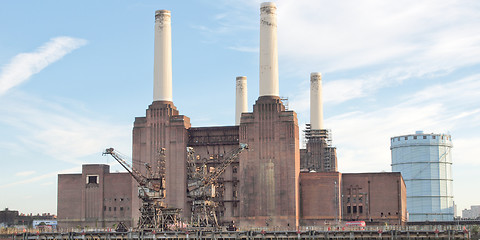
[310, 72, 324, 130]
[235, 76, 248, 125]
[259, 2, 279, 97]
[153, 10, 172, 102]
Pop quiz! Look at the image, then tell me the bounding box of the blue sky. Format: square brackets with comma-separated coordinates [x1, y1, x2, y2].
[1, 0, 479, 216]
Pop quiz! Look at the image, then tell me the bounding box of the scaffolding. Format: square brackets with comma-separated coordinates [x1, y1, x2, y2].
[302, 124, 337, 172]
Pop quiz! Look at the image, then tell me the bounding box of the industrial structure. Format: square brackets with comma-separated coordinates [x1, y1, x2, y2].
[57, 2, 407, 230]
[57, 165, 134, 228]
[391, 131, 454, 221]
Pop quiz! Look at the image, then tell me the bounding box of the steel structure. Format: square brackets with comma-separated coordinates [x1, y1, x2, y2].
[186, 143, 248, 228]
[302, 124, 337, 172]
[103, 148, 181, 231]
[391, 131, 454, 221]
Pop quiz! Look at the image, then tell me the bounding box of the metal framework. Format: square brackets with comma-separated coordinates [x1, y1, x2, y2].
[103, 148, 181, 231]
[186, 144, 248, 228]
[302, 124, 336, 172]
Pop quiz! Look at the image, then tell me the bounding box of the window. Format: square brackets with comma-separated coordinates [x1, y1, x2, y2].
[359, 206, 363, 213]
[358, 197, 363, 202]
[120, 207, 124, 211]
[347, 206, 351, 214]
[404, 137, 408, 140]
[86, 175, 99, 184]
[104, 206, 106, 211]
[423, 136, 427, 139]
[433, 136, 436, 139]
[413, 136, 417, 139]
[109, 207, 111, 211]
[114, 207, 116, 211]
[353, 206, 357, 213]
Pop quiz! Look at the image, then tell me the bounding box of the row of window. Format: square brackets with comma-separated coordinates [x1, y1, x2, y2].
[346, 197, 363, 203]
[346, 206, 363, 214]
[104, 198, 129, 202]
[392, 135, 450, 142]
[104, 206, 130, 212]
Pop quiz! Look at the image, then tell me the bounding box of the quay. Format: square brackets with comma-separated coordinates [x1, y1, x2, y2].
[1, 229, 471, 240]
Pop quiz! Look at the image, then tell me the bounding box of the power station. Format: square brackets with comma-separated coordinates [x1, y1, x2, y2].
[57, 2, 407, 230]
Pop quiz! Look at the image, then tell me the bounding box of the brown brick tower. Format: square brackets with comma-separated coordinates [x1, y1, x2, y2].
[237, 2, 300, 228]
[239, 97, 300, 228]
[131, 10, 191, 222]
[132, 102, 190, 221]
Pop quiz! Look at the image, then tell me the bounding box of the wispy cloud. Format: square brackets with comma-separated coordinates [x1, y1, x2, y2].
[15, 171, 36, 177]
[0, 93, 132, 165]
[0, 167, 80, 189]
[325, 74, 480, 172]
[277, 0, 480, 75]
[0, 37, 87, 95]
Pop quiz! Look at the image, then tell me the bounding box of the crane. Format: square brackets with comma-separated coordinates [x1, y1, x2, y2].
[186, 143, 248, 228]
[103, 148, 180, 231]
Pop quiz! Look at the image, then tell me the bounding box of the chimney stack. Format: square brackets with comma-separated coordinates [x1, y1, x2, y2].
[235, 76, 248, 125]
[259, 2, 279, 97]
[153, 10, 173, 102]
[310, 72, 324, 130]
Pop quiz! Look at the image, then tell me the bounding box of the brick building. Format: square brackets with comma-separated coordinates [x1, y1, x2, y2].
[57, 2, 407, 229]
[57, 165, 133, 229]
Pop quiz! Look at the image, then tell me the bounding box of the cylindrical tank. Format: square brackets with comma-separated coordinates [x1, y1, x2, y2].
[390, 131, 454, 221]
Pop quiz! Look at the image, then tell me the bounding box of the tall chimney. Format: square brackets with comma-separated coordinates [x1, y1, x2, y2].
[235, 76, 248, 125]
[259, 2, 279, 97]
[153, 10, 172, 102]
[310, 72, 324, 130]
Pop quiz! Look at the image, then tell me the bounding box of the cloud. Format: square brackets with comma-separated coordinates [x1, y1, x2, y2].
[0, 93, 132, 165]
[324, 73, 480, 172]
[0, 166, 80, 190]
[277, 0, 480, 75]
[0, 37, 87, 95]
[15, 171, 36, 177]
